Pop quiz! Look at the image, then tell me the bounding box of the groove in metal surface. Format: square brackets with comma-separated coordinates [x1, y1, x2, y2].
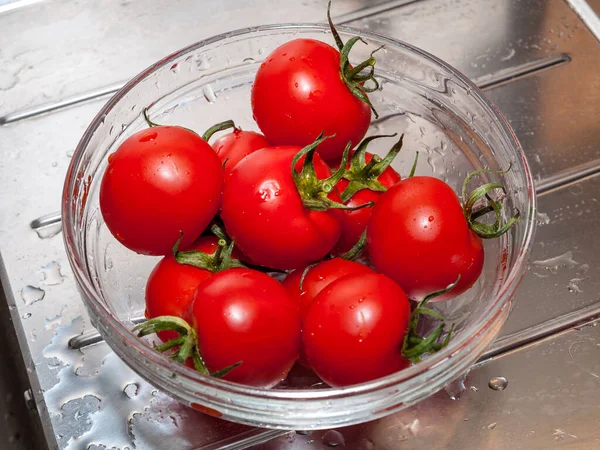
[478, 302, 600, 363]
[536, 160, 600, 195]
[336, 0, 421, 24]
[475, 54, 572, 90]
[566, 0, 600, 42]
[195, 429, 291, 450]
[0, 82, 125, 126]
[68, 316, 145, 350]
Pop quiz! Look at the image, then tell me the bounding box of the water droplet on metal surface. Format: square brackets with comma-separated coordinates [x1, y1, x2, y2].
[322, 430, 345, 447]
[569, 184, 583, 196]
[488, 422, 497, 430]
[567, 278, 584, 294]
[21, 286, 45, 305]
[22, 312, 32, 319]
[123, 383, 139, 399]
[445, 376, 466, 400]
[243, 57, 255, 64]
[488, 376, 508, 391]
[470, 386, 478, 392]
[532, 251, 579, 274]
[41, 261, 65, 285]
[536, 212, 550, 225]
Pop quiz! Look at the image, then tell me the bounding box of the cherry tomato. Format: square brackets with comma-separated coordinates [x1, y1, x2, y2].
[251, 39, 371, 162]
[145, 237, 222, 342]
[189, 268, 301, 388]
[367, 176, 484, 301]
[211, 129, 269, 177]
[335, 151, 401, 254]
[283, 258, 375, 318]
[221, 146, 342, 270]
[100, 126, 223, 255]
[283, 258, 375, 366]
[303, 272, 411, 387]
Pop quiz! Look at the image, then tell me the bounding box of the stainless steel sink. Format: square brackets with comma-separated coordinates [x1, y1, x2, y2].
[1, 0, 599, 448]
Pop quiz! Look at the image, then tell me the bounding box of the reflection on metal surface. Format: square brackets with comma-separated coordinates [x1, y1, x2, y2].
[566, 0, 600, 41]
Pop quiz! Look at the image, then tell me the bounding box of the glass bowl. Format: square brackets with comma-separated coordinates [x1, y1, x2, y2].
[62, 23, 536, 429]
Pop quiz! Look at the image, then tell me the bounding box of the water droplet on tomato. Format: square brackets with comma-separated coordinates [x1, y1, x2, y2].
[108, 153, 116, 163]
[289, 57, 296, 61]
[139, 132, 158, 143]
[282, 53, 288, 57]
[294, 82, 299, 88]
[358, 298, 364, 303]
[428, 216, 434, 222]
[349, 305, 354, 309]
[308, 90, 323, 100]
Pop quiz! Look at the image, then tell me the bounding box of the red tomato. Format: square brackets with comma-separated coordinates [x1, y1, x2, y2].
[367, 176, 484, 301]
[335, 151, 401, 254]
[303, 272, 411, 387]
[283, 258, 375, 318]
[283, 258, 375, 366]
[251, 39, 371, 162]
[211, 129, 269, 177]
[145, 237, 222, 342]
[189, 268, 301, 388]
[100, 126, 223, 255]
[221, 146, 342, 270]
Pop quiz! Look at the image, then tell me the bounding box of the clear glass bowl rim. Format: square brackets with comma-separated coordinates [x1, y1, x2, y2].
[62, 23, 537, 401]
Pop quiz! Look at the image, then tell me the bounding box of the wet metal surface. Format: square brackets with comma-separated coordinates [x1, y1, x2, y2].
[1, 0, 599, 448]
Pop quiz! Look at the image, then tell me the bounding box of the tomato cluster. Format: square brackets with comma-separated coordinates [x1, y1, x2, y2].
[100, 4, 518, 389]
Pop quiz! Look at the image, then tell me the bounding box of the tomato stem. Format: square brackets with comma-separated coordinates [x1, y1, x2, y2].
[142, 107, 163, 128]
[461, 165, 520, 239]
[133, 316, 242, 378]
[173, 227, 246, 272]
[340, 230, 366, 261]
[202, 120, 237, 142]
[401, 277, 459, 363]
[339, 134, 403, 203]
[292, 135, 374, 212]
[408, 152, 419, 178]
[327, 1, 380, 118]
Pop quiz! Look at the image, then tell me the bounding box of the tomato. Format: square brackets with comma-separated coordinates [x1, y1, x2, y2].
[251, 38, 371, 162]
[303, 272, 411, 387]
[283, 258, 375, 318]
[100, 126, 223, 255]
[145, 236, 228, 342]
[189, 268, 301, 388]
[283, 258, 375, 367]
[211, 129, 269, 177]
[367, 176, 484, 301]
[335, 150, 401, 254]
[221, 144, 343, 270]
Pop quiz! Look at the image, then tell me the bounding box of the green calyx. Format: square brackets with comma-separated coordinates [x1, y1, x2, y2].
[133, 316, 241, 377]
[461, 165, 520, 239]
[339, 134, 404, 203]
[327, 2, 381, 118]
[401, 278, 458, 363]
[291, 134, 374, 212]
[173, 225, 246, 272]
